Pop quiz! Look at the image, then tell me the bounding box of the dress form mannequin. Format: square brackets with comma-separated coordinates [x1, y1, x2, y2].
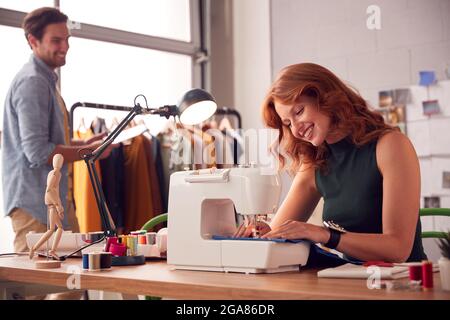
[29, 154, 65, 261]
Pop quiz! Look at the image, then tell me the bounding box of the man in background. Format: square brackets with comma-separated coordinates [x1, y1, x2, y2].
[2, 7, 112, 262]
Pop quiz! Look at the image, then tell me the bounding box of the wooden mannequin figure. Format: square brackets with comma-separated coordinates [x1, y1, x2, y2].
[29, 154, 65, 261]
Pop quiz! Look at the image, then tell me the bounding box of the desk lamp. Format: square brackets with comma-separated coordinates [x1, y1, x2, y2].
[76, 89, 217, 264]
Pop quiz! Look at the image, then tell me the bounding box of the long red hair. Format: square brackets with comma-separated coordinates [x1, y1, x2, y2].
[262, 63, 395, 174]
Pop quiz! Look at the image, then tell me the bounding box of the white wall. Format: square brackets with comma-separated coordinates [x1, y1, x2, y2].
[232, 0, 272, 131]
[271, 0, 450, 107]
[408, 81, 450, 262]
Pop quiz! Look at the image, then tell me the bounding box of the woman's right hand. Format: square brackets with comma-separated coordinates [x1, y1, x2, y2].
[233, 220, 271, 238]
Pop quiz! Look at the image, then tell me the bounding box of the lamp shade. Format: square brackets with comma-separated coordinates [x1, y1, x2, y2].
[178, 88, 217, 125]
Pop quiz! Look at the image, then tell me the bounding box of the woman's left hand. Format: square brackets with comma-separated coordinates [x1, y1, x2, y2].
[261, 220, 330, 244]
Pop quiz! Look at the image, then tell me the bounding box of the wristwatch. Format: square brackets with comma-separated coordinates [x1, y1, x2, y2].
[323, 220, 346, 249]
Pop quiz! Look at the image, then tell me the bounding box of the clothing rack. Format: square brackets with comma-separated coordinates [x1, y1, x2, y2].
[69, 102, 134, 138]
[69, 102, 242, 138]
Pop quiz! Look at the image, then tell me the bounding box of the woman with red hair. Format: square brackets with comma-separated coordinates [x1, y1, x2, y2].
[255, 63, 426, 263]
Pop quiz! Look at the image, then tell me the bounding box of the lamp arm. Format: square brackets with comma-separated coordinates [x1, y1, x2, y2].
[84, 157, 116, 235]
[91, 103, 145, 162]
[81, 101, 179, 236]
[82, 103, 146, 236]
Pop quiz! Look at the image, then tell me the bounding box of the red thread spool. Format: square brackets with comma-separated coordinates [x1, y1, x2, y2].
[110, 243, 127, 256]
[409, 264, 422, 282]
[421, 260, 433, 289]
[105, 237, 118, 252]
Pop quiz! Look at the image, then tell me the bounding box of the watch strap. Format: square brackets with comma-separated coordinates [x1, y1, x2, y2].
[324, 228, 341, 249]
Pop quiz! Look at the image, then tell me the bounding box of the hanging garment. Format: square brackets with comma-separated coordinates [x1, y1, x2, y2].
[156, 132, 173, 205]
[143, 135, 163, 216]
[123, 135, 154, 233]
[207, 129, 234, 168]
[188, 127, 216, 169]
[73, 129, 102, 232]
[91, 118, 126, 233]
[150, 135, 167, 213]
[224, 129, 243, 165]
[99, 144, 126, 233]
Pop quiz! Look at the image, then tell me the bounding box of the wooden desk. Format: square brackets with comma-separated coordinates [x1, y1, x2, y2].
[0, 256, 449, 300]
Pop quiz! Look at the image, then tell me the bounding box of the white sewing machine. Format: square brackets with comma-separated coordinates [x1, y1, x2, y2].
[167, 166, 310, 273]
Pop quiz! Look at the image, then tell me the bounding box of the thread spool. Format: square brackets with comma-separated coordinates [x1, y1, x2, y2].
[129, 235, 138, 256]
[110, 242, 127, 256]
[131, 230, 146, 236]
[146, 232, 156, 245]
[138, 234, 147, 244]
[82, 253, 89, 269]
[84, 252, 113, 271]
[422, 260, 433, 289]
[105, 236, 118, 252]
[409, 264, 422, 282]
[88, 253, 101, 271]
[99, 252, 112, 269]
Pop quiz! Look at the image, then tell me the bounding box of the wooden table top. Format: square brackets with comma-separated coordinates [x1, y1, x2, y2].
[0, 256, 449, 300]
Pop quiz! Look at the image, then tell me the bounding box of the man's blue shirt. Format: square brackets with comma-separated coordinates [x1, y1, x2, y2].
[2, 54, 69, 227]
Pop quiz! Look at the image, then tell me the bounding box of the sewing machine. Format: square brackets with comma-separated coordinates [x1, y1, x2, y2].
[167, 166, 310, 273]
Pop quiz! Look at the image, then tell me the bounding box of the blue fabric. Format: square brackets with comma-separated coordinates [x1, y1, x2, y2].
[306, 244, 363, 268]
[2, 54, 68, 227]
[212, 235, 304, 243]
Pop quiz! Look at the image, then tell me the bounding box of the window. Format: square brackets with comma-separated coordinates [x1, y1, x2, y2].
[61, 0, 191, 42]
[0, 25, 32, 130]
[62, 37, 192, 135]
[0, 0, 54, 13]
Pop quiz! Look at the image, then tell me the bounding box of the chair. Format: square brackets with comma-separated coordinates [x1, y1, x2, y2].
[419, 208, 450, 239]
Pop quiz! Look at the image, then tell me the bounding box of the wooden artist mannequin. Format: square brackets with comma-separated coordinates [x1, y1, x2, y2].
[29, 154, 64, 260]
